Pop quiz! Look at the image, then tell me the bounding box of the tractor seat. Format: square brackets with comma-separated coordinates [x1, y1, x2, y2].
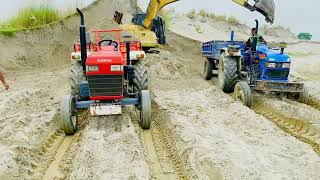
[100, 46, 116, 51]
[98, 40, 118, 50]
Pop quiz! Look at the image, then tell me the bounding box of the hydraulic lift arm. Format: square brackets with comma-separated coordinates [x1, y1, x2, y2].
[142, 0, 275, 29]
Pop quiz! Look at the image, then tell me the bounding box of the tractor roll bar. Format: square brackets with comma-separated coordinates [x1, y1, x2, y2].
[77, 8, 87, 72]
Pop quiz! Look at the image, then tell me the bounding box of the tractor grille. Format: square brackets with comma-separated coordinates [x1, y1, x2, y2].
[268, 70, 289, 79]
[87, 75, 122, 96]
[275, 63, 282, 68]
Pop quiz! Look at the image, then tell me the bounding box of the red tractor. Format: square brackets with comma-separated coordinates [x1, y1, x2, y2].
[60, 9, 151, 135]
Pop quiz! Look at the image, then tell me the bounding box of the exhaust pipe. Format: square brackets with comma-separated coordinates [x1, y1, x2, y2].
[251, 19, 259, 52]
[255, 19, 259, 34]
[77, 8, 87, 72]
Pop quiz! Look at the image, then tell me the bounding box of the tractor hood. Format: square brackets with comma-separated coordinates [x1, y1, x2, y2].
[254, 0, 275, 24]
[257, 44, 290, 63]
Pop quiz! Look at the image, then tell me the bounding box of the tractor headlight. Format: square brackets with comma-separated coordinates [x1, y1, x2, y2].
[111, 65, 123, 71]
[266, 62, 276, 68]
[86, 65, 99, 72]
[71, 52, 81, 61]
[258, 53, 267, 59]
[282, 63, 290, 68]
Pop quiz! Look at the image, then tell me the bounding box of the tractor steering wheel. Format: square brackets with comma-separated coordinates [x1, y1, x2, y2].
[98, 40, 118, 49]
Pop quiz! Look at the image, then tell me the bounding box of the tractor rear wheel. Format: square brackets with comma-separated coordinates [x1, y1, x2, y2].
[60, 94, 78, 135]
[204, 58, 214, 80]
[218, 53, 239, 93]
[139, 90, 152, 129]
[70, 61, 84, 96]
[134, 61, 149, 91]
[234, 82, 252, 107]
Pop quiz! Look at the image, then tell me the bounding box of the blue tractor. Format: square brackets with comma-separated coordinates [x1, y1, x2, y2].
[202, 20, 305, 107]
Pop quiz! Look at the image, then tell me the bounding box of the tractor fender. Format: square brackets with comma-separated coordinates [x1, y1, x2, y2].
[220, 47, 242, 57]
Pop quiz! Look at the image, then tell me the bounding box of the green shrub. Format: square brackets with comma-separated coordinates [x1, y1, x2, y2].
[227, 16, 239, 25]
[195, 25, 203, 34]
[215, 15, 226, 22]
[209, 13, 216, 19]
[1, 6, 60, 29]
[160, 8, 174, 31]
[186, 9, 196, 19]
[199, 9, 208, 17]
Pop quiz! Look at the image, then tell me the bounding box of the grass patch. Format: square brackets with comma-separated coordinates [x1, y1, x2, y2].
[227, 16, 240, 25]
[199, 9, 208, 17]
[0, 6, 60, 31]
[209, 13, 216, 19]
[215, 15, 226, 22]
[0, 29, 20, 37]
[186, 9, 196, 19]
[195, 25, 203, 34]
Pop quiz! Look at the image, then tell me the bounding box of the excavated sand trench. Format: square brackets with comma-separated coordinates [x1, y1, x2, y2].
[1, 0, 320, 179]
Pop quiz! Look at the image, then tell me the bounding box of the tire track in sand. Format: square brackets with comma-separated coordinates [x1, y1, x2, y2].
[251, 103, 320, 154]
[21, 129, 82, 180]
[127, 105, 191, 180]
[18, 111, 88, 180]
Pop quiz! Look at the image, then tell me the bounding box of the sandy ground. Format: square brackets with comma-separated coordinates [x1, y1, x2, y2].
[69, 113, 150, 180]
[143, 31, 320, 178]
[0, 1, 320, 180]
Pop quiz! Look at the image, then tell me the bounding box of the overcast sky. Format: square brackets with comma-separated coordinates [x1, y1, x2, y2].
[139, 0, 319, 40]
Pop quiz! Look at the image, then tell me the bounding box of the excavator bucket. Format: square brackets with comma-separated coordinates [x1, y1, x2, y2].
[232, 0, 275, 24]
[254, 0, 275, 24]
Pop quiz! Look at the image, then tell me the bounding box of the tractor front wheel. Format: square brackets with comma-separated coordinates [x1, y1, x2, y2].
[139, 90, 152, 129]
[60, 94, 78, 135]
[234, 82, 252, 107]
[218, 53, 239, 93]
[70, 61, 84, 96]
[133, 61, 149, 91]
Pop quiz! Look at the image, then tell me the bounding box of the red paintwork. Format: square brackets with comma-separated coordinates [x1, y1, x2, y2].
[73, 28, 142, 101]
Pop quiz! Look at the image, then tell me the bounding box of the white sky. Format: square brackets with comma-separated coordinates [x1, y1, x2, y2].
[139, 0, 320, 40]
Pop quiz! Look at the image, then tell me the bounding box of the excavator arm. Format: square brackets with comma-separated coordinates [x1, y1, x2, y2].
[142, 0, 275, 29]
[143, 0, 179, 28]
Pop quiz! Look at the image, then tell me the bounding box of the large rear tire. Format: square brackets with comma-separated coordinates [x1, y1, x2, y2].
[70, 61, 84, 96]
[234, 82, 252, 107]
[60, 95, 78, 135]
[133, 61, 149, 91]
[139, 90, 152, 129]
[218, 53, 239, 93]
[204, 58, 214, 80]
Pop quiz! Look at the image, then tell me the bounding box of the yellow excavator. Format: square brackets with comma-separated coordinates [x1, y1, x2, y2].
[114, 0, 275, 51]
